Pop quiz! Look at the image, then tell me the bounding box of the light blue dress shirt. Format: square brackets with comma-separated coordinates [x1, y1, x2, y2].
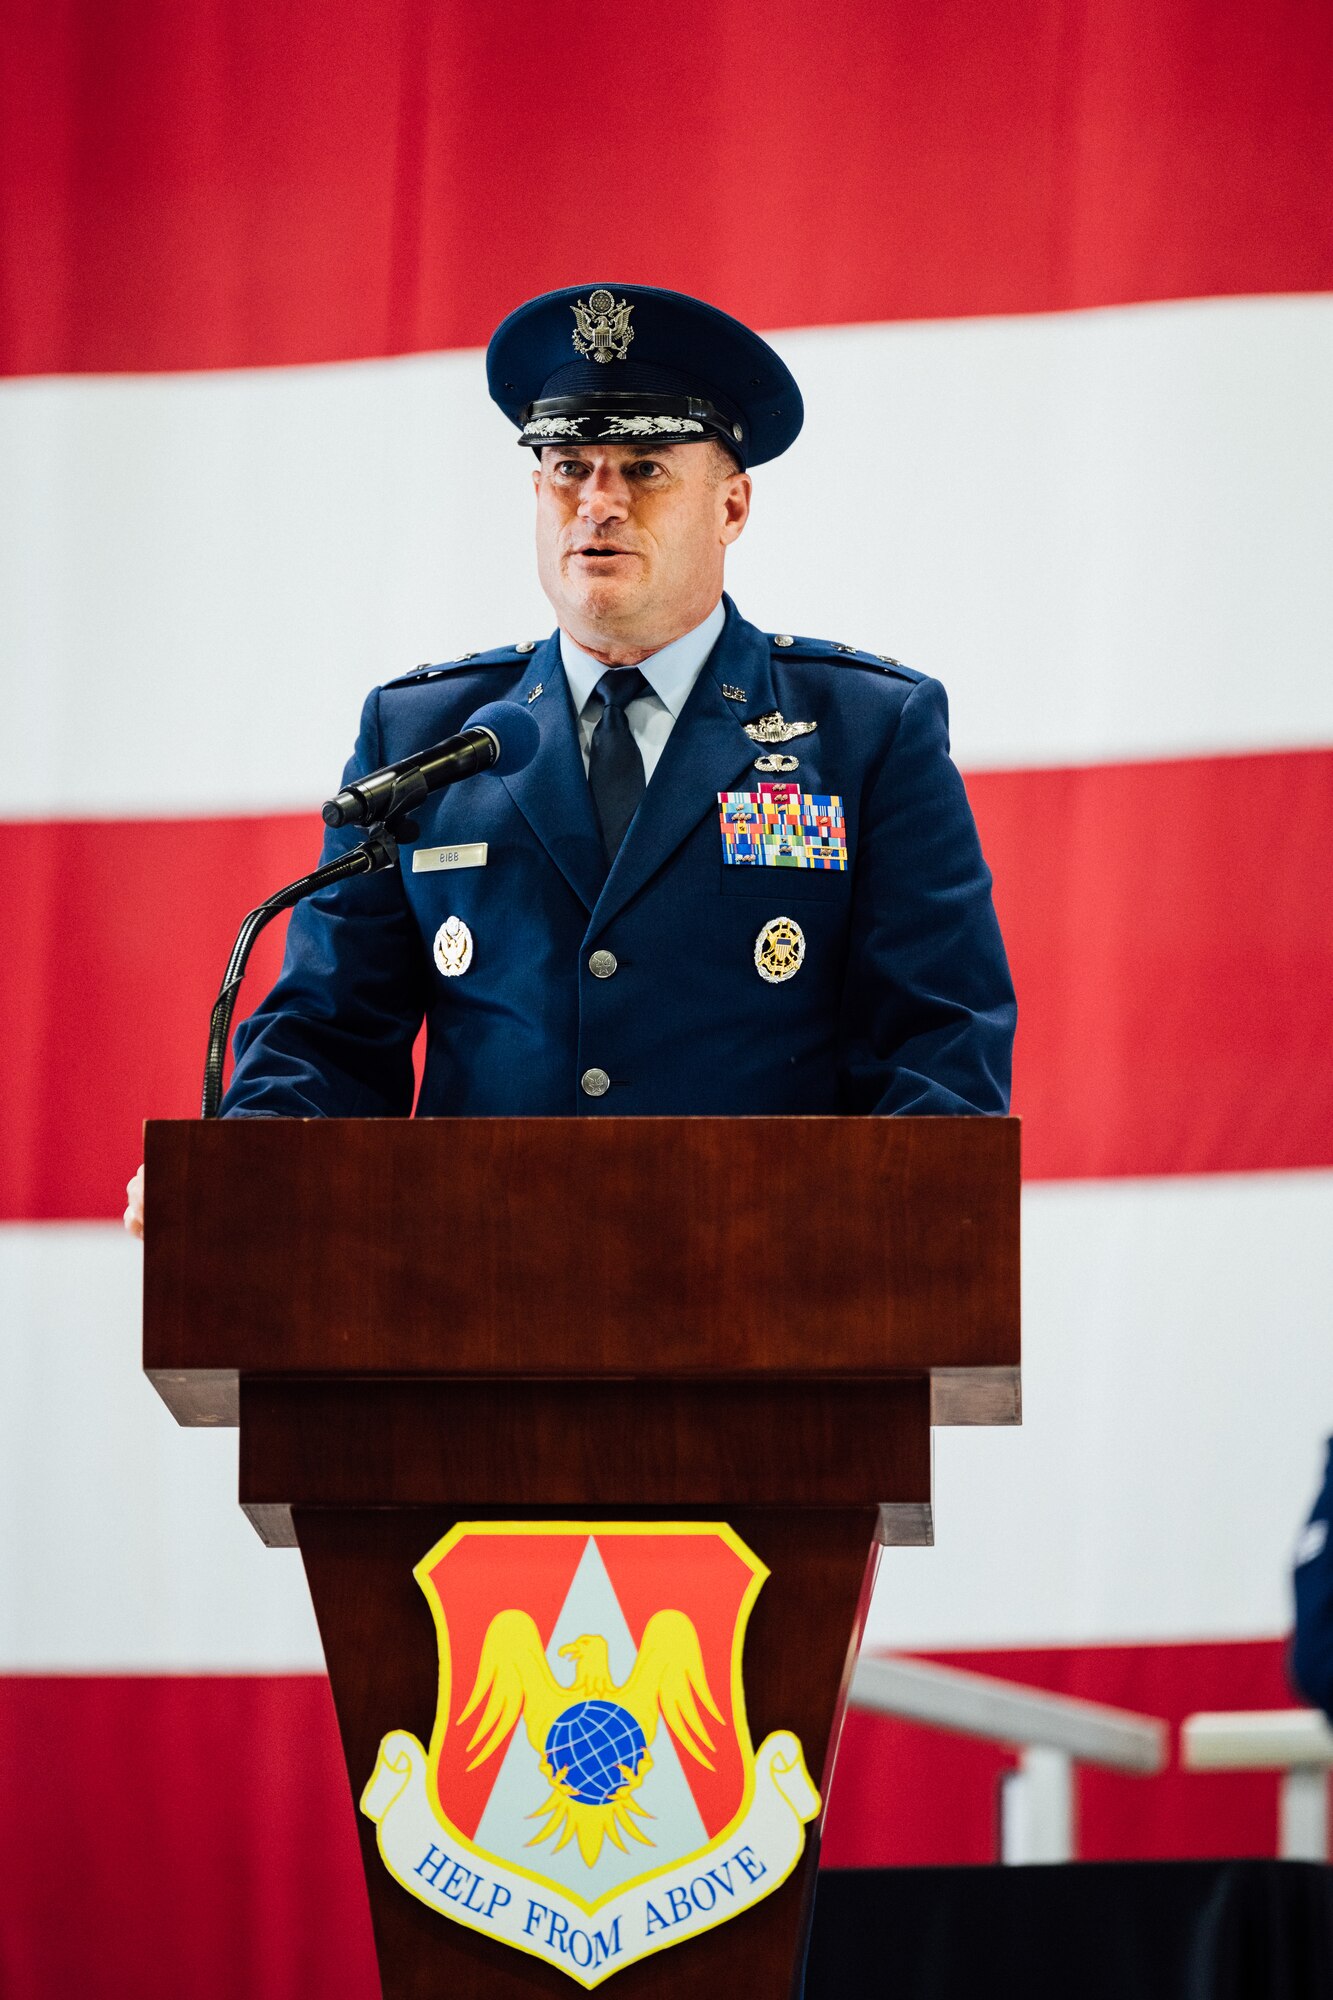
[559, 598, 727, 783]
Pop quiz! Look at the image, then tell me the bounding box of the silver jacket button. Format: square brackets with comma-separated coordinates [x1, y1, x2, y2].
[588, 949, 618, 979]
[514, 640, 536, 654]
[773, 634, 795, 648]
[581, 1067, 611, 1098]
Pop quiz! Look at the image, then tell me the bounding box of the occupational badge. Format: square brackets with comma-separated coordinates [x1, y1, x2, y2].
[718, 786, 848, 870]
[753, 754, 798, 774]
[742, 711, 817, 746]
[571, 291, 635, 365]
[754, 917, 806, 983]
[360, 1522, 820, 1988]
[433, 915, 474, 977]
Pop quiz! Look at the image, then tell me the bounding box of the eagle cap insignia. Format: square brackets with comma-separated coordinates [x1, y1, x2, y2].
[743, 711, 818, 746]
[360, 1521, 820, 1987]
[571, 290, 635, 364]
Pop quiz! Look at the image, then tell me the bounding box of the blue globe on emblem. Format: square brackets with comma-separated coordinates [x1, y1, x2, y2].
[544, 1700, 647, 1804]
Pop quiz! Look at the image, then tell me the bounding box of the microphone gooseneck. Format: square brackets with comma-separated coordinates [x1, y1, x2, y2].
[202, 701, 541, 1117]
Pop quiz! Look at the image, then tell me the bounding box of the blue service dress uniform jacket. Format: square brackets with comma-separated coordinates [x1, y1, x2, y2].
[223, 599, 1015, 1119]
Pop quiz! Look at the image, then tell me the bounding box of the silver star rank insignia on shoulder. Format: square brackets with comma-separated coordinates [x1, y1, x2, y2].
[744, 710, 817, 745]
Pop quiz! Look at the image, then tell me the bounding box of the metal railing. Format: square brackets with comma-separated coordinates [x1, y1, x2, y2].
[1180, 1708, 1333, 1861]
[849, 1653, 1168, 1864]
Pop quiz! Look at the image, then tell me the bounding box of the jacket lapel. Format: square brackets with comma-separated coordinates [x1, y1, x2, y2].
[592, 600, 777, 929]
[501, 634, 606, 913]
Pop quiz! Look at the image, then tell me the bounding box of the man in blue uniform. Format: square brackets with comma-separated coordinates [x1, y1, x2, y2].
[125, 284, 1013, 1221]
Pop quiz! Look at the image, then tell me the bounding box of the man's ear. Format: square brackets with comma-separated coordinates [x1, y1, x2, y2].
[720, 473, 752, 545]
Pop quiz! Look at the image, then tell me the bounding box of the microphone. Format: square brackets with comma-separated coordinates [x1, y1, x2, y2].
[322, 700, 541, 828]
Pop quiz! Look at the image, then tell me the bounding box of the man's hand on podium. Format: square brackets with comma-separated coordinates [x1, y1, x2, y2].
[124, 1163, 145, 1240]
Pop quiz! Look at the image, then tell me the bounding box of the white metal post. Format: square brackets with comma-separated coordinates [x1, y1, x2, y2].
[1182, 1708, 1333, 1862]
[1000, 1746, 1074, 1864]
[1278, 1768, 1331, 1862]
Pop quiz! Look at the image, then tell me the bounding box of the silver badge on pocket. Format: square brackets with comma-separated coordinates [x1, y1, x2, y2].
[755, 916, 806, 983]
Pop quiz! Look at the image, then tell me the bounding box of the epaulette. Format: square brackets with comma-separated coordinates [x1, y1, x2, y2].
[383, 640, 542, 690]
[767, 632, 923, 682]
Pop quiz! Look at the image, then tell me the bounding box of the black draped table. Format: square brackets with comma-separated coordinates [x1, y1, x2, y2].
[807, 1860, 1333, 1999]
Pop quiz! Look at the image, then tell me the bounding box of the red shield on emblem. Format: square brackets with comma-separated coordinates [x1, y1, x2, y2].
[417, 1522, 763, 1896]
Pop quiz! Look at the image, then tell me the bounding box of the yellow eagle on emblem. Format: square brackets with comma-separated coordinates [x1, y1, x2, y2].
[458, 1611, 724, 1865]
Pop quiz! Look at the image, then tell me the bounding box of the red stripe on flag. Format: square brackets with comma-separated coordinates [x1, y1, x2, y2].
[2, 746, 1330, 1221]
[971, 748, 1333, 1181]
[0, 1675, 379, 2000]
[1, 811, 317, 1222]
[3, 0, 1332, 377]
[0, 1642, 1309, 1998]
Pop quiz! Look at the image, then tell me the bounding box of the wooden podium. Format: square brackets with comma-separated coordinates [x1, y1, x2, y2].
[144, 1115, 1019, 1999]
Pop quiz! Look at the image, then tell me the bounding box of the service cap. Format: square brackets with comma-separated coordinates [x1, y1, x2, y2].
[487, 282, 803, 469]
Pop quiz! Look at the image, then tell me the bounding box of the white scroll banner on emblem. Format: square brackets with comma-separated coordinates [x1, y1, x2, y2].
[361, 1728, 821, 1988]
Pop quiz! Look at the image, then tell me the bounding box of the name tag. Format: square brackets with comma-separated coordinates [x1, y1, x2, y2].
[412, 842, 488, 874]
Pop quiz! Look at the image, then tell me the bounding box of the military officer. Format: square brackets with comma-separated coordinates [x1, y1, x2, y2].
[125, 283, 1014, 1229]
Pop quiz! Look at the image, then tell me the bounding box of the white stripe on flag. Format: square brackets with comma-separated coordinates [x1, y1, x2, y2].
[867, 1169, 1333, 1652]
[0, 1222, 322, 1671]
[5, 1169, 1331, 1671]
[3, 292, 1331, 821]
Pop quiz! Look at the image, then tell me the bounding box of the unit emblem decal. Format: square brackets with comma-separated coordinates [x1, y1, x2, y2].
[360, 1522, 819, 1987]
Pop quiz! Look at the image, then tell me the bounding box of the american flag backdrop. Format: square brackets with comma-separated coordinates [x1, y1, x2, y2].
[2, 3, 1332, 1993]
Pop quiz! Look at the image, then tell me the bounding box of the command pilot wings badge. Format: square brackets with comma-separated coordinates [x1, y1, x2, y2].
[360, 1521, 819, 1987]
[743, 710, 818, 745]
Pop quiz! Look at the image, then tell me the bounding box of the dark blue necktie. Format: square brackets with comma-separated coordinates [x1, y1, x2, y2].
[587, 667, 649, 860]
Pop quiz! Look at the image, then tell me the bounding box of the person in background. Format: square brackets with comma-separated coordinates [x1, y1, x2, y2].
[1291, 1437, 1333, 1720]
